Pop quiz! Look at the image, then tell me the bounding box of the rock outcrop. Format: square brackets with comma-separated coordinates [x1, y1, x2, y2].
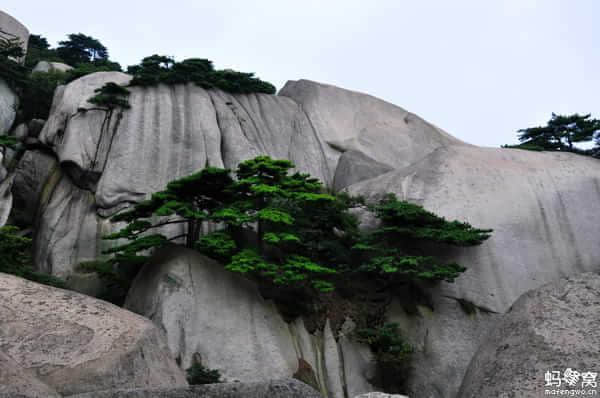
[0, 273, 188, 396]
[70, 378, 322, 398]
[459, 273, 600, 397]
[16, 72, 600, 397]
[124, 247, 375, 398]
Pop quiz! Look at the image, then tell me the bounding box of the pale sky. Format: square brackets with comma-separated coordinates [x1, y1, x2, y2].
[3, 1, 599, 147]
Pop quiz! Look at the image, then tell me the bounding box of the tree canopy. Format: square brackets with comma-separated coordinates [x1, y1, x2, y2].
[104, 156, 491, 293]
[57, 33, 109, 65]
[516, 113, 600, 151]
[126, 55, 276, 94]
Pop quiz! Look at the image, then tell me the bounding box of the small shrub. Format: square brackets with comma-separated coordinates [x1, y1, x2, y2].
[186, 362, 222, 385]
[356, 323, 413, 364]
[356, 322, 413, 392]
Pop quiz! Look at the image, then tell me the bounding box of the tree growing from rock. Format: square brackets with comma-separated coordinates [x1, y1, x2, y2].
[105, 157, 339, 291]
[354, 194, 491, 283]
[104, 156, 492, 293]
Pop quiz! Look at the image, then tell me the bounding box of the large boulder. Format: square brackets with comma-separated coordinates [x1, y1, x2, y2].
[70, 378, 322, 398]
[0, 273, 187, 396]
[124, 247, 375, 398]
[459, 273, 600, 397]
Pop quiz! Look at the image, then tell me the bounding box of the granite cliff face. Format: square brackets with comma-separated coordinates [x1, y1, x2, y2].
[4, 65, 600, 397]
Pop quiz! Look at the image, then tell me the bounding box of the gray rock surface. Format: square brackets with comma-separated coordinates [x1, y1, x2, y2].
[0, 350, 61, 398]
[0, 78, 18, 134]
[12, 150, 57, 225]
[279, 79, 462, 179]
[124, 247, 298, 382]
[33, 168, 104, 276]
[69, 378, 322, 398]
[459, 273, 600, 397]
[333, 150, 393, 191]
[386, 295, 498, 398]
[125, 247, 374, 398]
[0, 273, 188, 396]
[354, 393, 409, 398]
[32, 61, 73, 73]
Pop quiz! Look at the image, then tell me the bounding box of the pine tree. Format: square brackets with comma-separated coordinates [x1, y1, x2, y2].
[518, 113, 600, 151]
[57, 33, 109, 65]
[104, 156, 492, 292]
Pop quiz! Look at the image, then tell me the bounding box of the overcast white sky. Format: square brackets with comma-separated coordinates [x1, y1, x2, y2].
[3, 1, 599, 147]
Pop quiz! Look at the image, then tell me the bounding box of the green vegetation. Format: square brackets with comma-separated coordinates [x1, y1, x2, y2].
[3, 31, 275, 136]
[0, 135, 19, 150]
[56, 33, 109, 65]
[105, 156, 339, 291]
[127, 55, 276, 94]
[355, 194, 490, 283]
[356, 323, 413, 389]
[21, 70, 68, 120]
[88, 82, 131, 109]
[0, 226, 66, 288]
[505, 113, 600, 156]
[104, 156, 490, 294]
[356, 322, 413, 366]
[186, 362, 222, 385]
[25, 34, 63, 69]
